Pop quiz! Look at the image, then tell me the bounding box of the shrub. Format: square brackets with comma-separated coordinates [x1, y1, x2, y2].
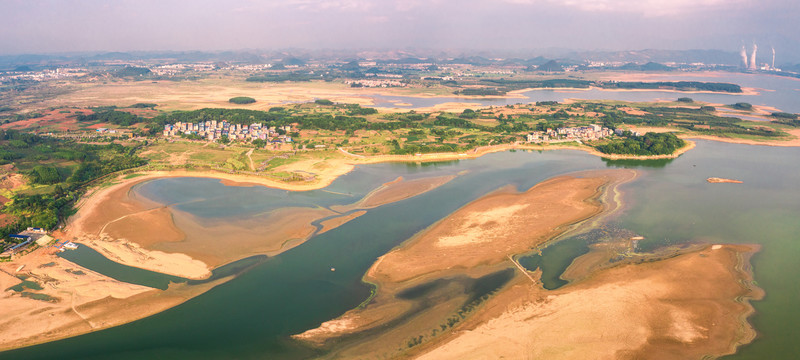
[229, 97, 256, 104]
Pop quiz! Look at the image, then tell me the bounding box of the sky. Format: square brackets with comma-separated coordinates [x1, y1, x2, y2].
[1, 0, 798, 60]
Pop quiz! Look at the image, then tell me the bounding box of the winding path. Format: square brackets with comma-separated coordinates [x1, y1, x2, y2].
[246, 148, 255, 171]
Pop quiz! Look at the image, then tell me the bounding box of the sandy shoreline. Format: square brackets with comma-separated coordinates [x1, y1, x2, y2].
[293, 169, 763, 359]
[1, 131, 785, 353]
[0, 245, 233, 351]
[415, 244, 763, 360]
[685, 128, 800, 147]
[0, 169, 459, 351]
[294, 170, 637, 356]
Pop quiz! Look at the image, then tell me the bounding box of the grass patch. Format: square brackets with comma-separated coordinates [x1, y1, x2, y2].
[8, 279, 43, 292]
[21, 292, 57, 302]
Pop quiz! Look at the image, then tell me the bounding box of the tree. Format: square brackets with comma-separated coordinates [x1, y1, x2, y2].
[229, 97, 256, 104]
[30, 166, 61, 185]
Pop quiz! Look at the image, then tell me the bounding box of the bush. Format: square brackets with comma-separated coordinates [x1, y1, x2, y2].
[229, 97, 256, 104]
[76, 110, 142, 126]
[595, 132, 684, 156]
[772, 112, 798, 120]
[732, 102, 753, 110]
[29, 166, 62, 185]
[314, 99, 334, 105]
[459, 109, 478, 119]
[113, 66, 151, 77]
[677, 97, 693, 103]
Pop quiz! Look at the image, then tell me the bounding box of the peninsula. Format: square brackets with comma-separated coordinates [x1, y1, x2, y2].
[294, 170, 763, 358]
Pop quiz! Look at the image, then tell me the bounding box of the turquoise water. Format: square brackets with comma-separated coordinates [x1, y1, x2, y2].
[5, 141, 800, 359]
[618, 141, 800, 359]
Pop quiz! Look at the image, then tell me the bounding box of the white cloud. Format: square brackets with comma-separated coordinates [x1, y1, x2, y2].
[503, 0, 748, 17]
[283, 0, 375, 12]
[365, 15, 390, 23]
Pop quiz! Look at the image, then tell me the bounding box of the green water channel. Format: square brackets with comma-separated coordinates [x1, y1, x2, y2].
[59, 245, 187, 290]
[5, 141, 800, 359]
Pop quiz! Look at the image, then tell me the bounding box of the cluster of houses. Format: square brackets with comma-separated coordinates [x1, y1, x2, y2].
[345, 79, 405, 87]
[526, 124, 615, 143]
[0, 67, 86, 84]
[0, 228, 54, 259]
[95, 128, 121, 134]
[163, 120, 294, 143]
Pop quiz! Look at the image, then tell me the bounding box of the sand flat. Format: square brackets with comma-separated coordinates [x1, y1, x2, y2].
[415, 245, 762, 360]
[331, 174, 457, 213]
[295, 170, 637, 353]
[317, 211, 368, 235]
[370, 173, 621, 284]
[0, 249, 154, 350]
[295, 170, 763, 359]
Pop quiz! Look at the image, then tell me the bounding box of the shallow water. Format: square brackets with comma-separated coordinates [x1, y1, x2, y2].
[369, 72, 800, 113]
[7, 141, 800, 359]
[59, 245, 186, 290]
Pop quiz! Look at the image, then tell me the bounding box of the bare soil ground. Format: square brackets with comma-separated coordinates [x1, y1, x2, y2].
[415, 244, 762, 360]
[0, 245, 230, 351]
[369, 172, 627, 284]
[295, 170, 637, 357]
[0, 109, 89, 131]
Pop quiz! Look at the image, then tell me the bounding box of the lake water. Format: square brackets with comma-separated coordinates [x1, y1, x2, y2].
[370, 72, 800, 113]
[6, 140, 800, 359]
[6, 72, 800, 359]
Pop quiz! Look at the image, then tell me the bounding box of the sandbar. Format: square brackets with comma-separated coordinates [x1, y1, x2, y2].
[317, 211, 368, 235]
[295, 170, 762, 359]
[707, 177, 743, 184]
[686, 128, 800, 147]
[0, 246, 231, 351]
[294, 170, 637, 356]
[332, 175, 457, 213]
[415, 244, 762, 360]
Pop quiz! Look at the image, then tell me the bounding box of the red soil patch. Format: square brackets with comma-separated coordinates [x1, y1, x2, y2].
[87, 123, 113, 129]
[0, 213, 17, 227]
[118, 108, 159, 118]
[0, 108, 93, 131]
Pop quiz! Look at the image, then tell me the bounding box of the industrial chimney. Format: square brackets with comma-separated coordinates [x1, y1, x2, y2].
[772, 47, 776, 69]
[740, 45, 748, 69]
[749, 43, 758, 70]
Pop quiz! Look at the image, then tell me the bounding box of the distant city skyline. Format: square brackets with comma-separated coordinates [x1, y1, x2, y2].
[1, 0, 798, 62]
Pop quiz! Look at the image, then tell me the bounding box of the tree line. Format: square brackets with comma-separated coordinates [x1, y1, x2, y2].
[595, 132, 685, 156]
[1, 130, 146, 240]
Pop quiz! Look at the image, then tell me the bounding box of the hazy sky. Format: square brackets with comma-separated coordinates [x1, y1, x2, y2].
[1, 0, 798, 57]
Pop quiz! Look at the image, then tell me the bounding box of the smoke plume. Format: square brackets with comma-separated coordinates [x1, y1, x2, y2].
[740, 44, 748, 69]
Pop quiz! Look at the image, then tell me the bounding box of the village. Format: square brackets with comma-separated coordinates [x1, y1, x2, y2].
[0, 227, 76, 261]
[163, 120, 295, 144]
[526, 124, 621, 143]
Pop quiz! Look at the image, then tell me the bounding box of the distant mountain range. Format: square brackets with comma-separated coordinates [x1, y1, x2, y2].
[1, 48, 798, 72]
